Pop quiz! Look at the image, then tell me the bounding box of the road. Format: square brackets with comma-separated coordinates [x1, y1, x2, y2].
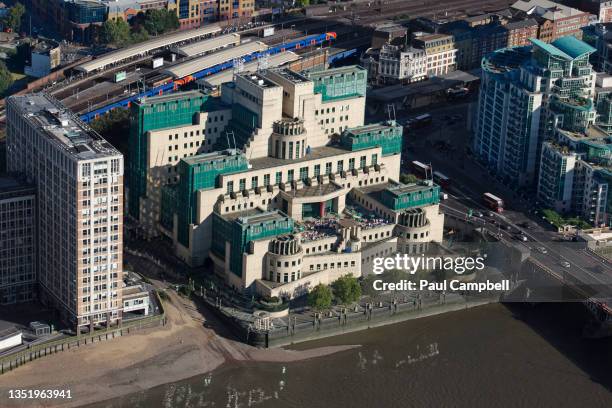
[397, 101, 612, 301]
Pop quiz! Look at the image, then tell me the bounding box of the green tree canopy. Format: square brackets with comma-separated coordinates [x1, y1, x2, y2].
[6, 2, 25, 32]
[141, 9, 179, 36]
[0, 61, 14, 96]
[89, 108, 130, 156]
[400, 173, 419, 184]
[308, 283, 333, 311]
[100, 18, 131, 47]
[130, 26, 150, 44]
[331, 275, 361, 305]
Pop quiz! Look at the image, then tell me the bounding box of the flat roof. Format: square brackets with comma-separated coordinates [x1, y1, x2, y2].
[163, 41, 268, 79]
[134, 90, 207, 106]
[203, 52, 300, 87]
[368, 70, 479, 102]
[172, 33, 241, 57]
[238, 71, 279, 89]
[557, 126, 608, 140]
[357, 181, 437, 206]
[75, 24, 222, 73]
[10, 94, 121, 160]
[223, 208, 288, 224]
[482, 46, 531, 74]
[270, 68, 310, 84]
[414, 33, 452, 42]
[305, 65, 366, 79]
[183, 149, 244, 166]
[123, 285, 148, 299]
[249, 145, 353, 171]
[347, 122, 395, 135]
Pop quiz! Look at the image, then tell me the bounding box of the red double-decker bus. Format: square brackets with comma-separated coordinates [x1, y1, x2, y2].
[483, 193, 504, 213]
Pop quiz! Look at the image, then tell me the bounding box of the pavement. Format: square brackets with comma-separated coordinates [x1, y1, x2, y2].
[397, 101, 612, 302]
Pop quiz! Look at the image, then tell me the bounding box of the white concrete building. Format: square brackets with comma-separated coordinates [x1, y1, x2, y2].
[132, 66, 445, 298]
[378, 44, 427, 83]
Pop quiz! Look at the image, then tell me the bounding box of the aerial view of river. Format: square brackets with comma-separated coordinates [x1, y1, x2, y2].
[88, 303, 612, 408]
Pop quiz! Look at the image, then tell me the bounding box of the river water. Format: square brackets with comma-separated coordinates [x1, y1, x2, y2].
[89, 303, 612, 408]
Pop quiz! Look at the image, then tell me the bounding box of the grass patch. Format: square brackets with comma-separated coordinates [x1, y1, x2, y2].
[541, 208, 591, 229]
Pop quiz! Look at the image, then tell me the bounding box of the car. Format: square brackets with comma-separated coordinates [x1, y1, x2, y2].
[537, 247, 548, 254]
[488, 212, 496, 217]
[561, 261, 571, 268]
[475, 211, 484, 218]
[520, 235, 528, 242]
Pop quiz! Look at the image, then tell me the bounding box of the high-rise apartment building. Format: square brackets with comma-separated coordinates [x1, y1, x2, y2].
[6, 93, 124, 332]
[474, 36, 596, 186]
[537, 142, 578, 212]
[537, 125, 612, 225]
[0, 176, 36, 305]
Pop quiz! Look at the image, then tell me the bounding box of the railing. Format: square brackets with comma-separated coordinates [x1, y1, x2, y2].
[0, 292, 166, 375]
[528, 257, 612, 315]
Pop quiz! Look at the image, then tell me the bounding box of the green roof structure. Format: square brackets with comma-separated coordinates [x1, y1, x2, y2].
[551, 36, 597, 59]
[530, 38, 572, 60]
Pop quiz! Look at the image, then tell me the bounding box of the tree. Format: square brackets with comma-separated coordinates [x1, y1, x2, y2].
[332, 275, 361, 305]
[400, 173, 419, 184]
[6, 2, 25, 32]
[308, 284, 333, 311]
[89, 108, 130, 156]
[130, 27, 149, 44]
[361, 274, 379, 298]
[0, 61, 14, 96]
[100, 18, 131, 47]
[143, 9, 179, 36]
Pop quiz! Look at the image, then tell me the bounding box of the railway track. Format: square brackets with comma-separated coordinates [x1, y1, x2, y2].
[327, 0, 513, 24]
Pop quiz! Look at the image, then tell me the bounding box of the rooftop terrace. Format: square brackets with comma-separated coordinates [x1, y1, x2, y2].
[482, 46, 531, 74]
[249, 145, 353, 171]
[225, 208, 290, 225]
[287, 182, 343, 198]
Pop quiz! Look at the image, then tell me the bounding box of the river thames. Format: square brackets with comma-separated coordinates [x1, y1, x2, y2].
[89, 303, 612, 408]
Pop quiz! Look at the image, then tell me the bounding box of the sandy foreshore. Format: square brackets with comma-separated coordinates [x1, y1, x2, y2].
[0, 288, 359, 408]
